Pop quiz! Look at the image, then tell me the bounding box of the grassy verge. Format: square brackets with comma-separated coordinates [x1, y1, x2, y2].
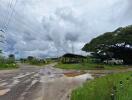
[25, 60, 55, 66]
[28, 62, 51, 66]
[56, 63, 131, 70]
[71, 72, 132, 100]
[0, 63, 18, 70]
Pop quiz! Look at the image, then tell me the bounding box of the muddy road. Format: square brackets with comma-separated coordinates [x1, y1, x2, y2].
[0, 63, 93, 100]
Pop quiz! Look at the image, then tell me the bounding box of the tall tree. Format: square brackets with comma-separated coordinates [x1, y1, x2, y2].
[27, 56, 34, 61]
[8, 54, 15, 63]
[82, 25, 132, 64]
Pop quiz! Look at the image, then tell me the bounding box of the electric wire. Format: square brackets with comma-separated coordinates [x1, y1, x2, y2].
[1, 0, 44, 44]
[1, 0, 14, 31]
[4, 0, 18, 32]
[0, 0, 17, 44]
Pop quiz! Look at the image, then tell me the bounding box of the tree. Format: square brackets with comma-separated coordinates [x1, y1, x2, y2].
[82, 25, 132, 64]
[9, 54, 15, 59]
[27, 56, 34, 61]
[8, 54, 15, 63]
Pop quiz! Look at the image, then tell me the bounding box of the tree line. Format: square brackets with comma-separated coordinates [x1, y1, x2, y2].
[82, 25, 132, 64]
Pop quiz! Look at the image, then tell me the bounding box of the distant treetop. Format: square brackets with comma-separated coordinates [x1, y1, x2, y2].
[82, 25, 132, 52]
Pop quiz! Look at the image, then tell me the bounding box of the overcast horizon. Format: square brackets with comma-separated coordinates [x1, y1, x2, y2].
[0, 0, 132, 58]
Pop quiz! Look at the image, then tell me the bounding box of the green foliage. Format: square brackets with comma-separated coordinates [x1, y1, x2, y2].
[0, 55, 17, 69]
[82, 25, 132, 52]
[20, 58, 26, 63]
[27, 56, 34, 61]
[25, 56, 48, 66]
[82, 25, 132, 64]
[71, 72, 132, 100]
[21, 56, 53, 66]
[28, 58, 47, 66]
[56, 62, 128, 70]
[8, 54, 15, 62]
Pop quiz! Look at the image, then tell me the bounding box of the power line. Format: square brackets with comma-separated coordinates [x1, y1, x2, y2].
[4, 0, 18, 32]
[0, 0, 18, 45]
[1, 0, 14, 31]
[9, 11, 44, 35]
[1, 0, 44, 41]
[0, 0, 15, 43]
[2, 4, 42, 35]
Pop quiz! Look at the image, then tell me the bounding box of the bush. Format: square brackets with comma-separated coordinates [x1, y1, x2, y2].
[0, 56, 17, 69]
[28, 58, 47, 65]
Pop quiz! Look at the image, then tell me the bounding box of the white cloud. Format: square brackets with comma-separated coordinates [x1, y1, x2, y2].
[0, 0, 131, 58]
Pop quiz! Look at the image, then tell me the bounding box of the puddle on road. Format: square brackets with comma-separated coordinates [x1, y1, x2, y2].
[0, 89, 10, 96]
[64, 71, 86, 77]
[64, 72, 93, 81]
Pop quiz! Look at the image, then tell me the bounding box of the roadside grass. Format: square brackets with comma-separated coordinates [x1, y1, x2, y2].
[0, 63, 18, 70]
[28, 62, 51, 66]
[56, 63, 131, 70]
[26, 60, 55, 66]
[0, 58, 18, 70]
[71, 72, 132, 100]
[28, 61, 47, 66]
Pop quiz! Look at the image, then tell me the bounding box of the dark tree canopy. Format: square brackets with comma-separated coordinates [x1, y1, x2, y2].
[27, 56, 34, 61]
[8, 54, 15, 60]
[82, 25, 132, 64]
[82, 25, 132, 52]
[62, 53, 86, 58]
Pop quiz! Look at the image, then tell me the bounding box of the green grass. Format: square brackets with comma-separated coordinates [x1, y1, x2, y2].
[56, 63, 130, 70]
[0, 63, 18, 70]
[26, 60, 54, 66]
[71, 72, 132, 100]
[28, 62, 47, 66]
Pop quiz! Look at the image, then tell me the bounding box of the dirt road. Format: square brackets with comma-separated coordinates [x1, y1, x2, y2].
[0, 63, 93, 100]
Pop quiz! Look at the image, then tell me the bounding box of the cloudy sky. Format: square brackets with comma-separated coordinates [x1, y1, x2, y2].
[0, 0, 132, 58]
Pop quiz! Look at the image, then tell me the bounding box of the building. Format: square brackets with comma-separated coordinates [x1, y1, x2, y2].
[61, 53, 86, 64]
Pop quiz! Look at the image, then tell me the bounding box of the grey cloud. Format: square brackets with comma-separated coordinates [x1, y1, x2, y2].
[23, 32, 36, 41]
[65, 32, 79, 42]
[122, 0, 132, 22]
[42, 7, 82, 52]
[55, 7, 81, 25]
[0, 0, 131, 58]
